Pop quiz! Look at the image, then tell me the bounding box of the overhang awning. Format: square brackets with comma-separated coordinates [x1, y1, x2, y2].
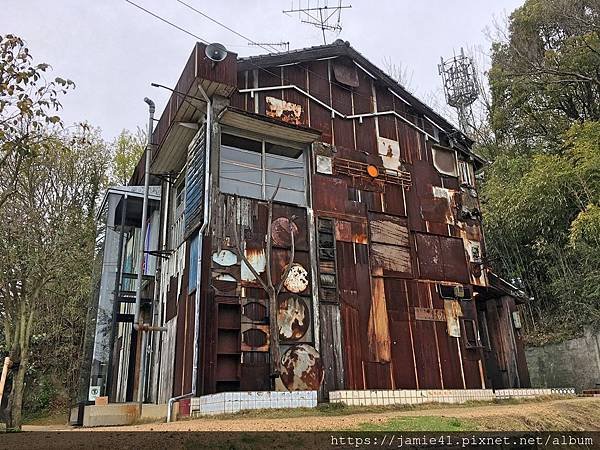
[220, 107, 322, 144]
[476, 270, 529, 304]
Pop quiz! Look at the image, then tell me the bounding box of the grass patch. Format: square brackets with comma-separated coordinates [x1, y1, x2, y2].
[356, 416, 479, 432]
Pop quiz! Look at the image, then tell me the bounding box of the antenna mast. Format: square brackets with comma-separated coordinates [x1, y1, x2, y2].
[438, 48, 479, 136]
[283, 0, 352, 44]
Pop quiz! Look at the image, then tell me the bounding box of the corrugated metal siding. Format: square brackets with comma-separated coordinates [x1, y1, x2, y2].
[184, 125, 206, 236]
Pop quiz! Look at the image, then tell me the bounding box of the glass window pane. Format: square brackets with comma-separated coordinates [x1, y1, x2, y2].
[266, 171, 305, 191]
[221, 146, 262, 167]
[222, 133, 262, 153]
[265, 154, 304, 173]
[265, 185, 305, 205]
[220, 178, 263, 199]
[221, 162, 262, 184]
[265, 142, 303, 158]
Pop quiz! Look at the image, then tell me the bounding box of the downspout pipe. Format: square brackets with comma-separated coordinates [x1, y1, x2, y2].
[134, 98, 167, 405]
[167, 84, 211, 422]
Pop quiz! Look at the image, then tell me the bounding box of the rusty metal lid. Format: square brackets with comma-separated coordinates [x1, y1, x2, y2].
[280, 344, 324, 391]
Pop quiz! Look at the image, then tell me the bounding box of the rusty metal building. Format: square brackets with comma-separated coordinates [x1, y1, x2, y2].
[94, 39, 530, 405]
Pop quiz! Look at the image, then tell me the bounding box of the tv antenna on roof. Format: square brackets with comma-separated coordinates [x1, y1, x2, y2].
[438, 48, 479, 136]
[283, 0, 352, 45]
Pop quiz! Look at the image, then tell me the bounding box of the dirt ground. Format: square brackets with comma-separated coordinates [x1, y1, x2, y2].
[22, 397, 600, 432]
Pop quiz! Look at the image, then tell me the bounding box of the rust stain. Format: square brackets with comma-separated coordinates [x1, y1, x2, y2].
[444, 300, 463, 338]
[283, 263, 309, 293]
[368, 277, 391, 363]
[414, 307, 446, 322]
[377, 136, 402, 171]
[271, 217, 299, 247]
[212, 249, 237, 266]
[241, 323, 269, 352]
[370, 243, 411, 273]
[277, 296, 310, 341]
[265, 96, 303, 125]
[280, 344, 324, 391]
[241, 247, 266, 282]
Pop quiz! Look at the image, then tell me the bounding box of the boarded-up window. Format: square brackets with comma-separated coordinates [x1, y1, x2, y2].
[369, 213, 411, 277]
[432, 146, 458, 177]
[462, 319, 480, 348]
[317, 218, 338, 303]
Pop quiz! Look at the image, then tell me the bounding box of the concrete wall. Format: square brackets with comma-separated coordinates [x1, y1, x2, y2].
[526, 330, 600, 393]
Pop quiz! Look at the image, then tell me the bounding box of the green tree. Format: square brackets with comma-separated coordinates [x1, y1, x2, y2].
[488, 0, 600, 152]
[0, 124, 108, 430]
[0, 34, 74, 208]
[111, 127, 146, 186]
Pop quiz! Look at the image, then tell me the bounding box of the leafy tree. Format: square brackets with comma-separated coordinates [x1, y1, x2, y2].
[488, 0, 600, 152]
[0, 34, 74, 208]
[0, 124, 108, 429]
[110, 127, 146, 186]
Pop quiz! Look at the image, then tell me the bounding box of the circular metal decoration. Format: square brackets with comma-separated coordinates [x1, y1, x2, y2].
[278, 296, 310, 341]
[271, 217, 299, 247]
[283, 263, 309, 293]
[367, 164, 379, 178]
[280, 344, 324, 391]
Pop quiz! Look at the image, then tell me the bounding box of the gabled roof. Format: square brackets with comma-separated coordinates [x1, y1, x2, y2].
[238, 39, 486, 166]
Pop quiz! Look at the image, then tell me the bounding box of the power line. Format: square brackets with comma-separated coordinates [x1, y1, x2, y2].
[125, 0, 209, 44]
[123, 0, 420, 120]
[176, 0, 281, 54]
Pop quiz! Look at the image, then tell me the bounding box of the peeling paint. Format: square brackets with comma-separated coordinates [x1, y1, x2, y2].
[212, 249, 237, 266]
[280, 344, 324, 391]
[283, 263, 309, 293]
[444, 300, 463, 338]
[241, 247, 266, 281]
[278, 296, 309, 341]
[265, 96, 303, 125]
[378, 136, 402, 170]
[271, 217, 299, 247]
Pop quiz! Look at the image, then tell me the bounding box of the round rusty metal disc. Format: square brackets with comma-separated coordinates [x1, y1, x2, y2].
[283, 263, 309, 293]
[280, 344, 324, 391]
[271, 217, 299, 247]
[278, 296, 310, 341]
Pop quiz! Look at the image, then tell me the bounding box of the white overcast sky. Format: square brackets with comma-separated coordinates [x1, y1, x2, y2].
[2, 0, 524, 140]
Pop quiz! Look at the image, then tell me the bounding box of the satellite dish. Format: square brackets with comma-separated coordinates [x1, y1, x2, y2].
[205, 43, 228, 62]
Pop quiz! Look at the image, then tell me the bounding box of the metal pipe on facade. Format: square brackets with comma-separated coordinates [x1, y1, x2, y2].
[134, 97, 168, 405]
[167, 83, 211, 422]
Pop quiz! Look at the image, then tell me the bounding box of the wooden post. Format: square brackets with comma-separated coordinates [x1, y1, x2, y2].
[0, 357, 12, 407]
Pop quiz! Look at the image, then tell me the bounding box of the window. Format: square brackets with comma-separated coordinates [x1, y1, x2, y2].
[458, 160, 474, 186]
[170, 173, 186, 249]
[432, 146, 458, 177]
[462, 319, 481, 349]
[220, 132, 306, 205]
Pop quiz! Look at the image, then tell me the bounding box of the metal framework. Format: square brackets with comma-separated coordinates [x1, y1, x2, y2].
[283, 0, 352, 44]
[438, 48, 479, 135]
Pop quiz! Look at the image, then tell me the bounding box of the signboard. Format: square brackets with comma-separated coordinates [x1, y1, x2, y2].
[88, 385, 101, 401]
[414, 307, 446, 322]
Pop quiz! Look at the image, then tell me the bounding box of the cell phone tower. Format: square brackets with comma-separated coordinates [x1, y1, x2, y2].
[283, 0, 352, 45]
[438, 48, 479, 136]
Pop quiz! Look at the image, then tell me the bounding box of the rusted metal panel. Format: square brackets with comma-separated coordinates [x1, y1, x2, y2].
[280, 344, 324, 391]
[283, 263, 310, 294]
[241, 246, 266, 282]
[370, 243, 412, 275]
[375, 84, 398, 141]
[278, 295, 311, 341]
[319, 303, 345, 394]
[265, 96, 303, 125]
[282, 64, 309, 124]
[414, 307, 446, 321]
[353, 68, 377, 154]
[378, 136, 402, 171]
[415, 233, 469, 283]
[369, 213, 409, 246]
[312, 175, 348, 214]
[444, 300, 463, 338]
[334, 219, 368, 244]
[307, 60, 333, 143]
[241, 323, 269, 352]
[340, 303, 362, 389]
[440, 236, 470, 283]
[332, 59, 359, 87]
[368, 277, 391, 363]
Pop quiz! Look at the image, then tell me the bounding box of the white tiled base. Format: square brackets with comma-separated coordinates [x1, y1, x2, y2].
[190, 391, 317, 417]
[328, 387, 575, 407]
